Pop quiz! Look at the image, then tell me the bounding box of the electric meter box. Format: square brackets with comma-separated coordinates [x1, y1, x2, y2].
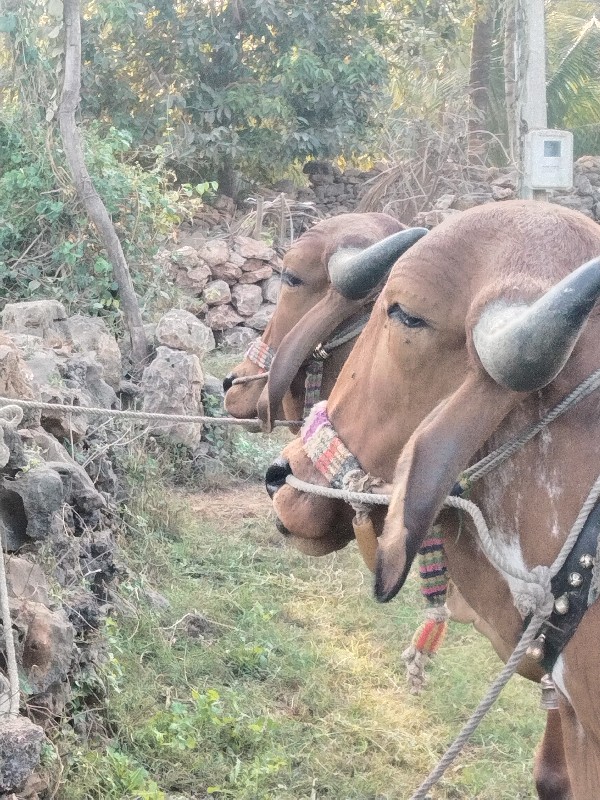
[524, 129, 573, 190]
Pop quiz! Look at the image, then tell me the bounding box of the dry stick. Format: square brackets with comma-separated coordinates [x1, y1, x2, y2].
[59, 0, 149, 373]
[253, 196, 264, 239]
[0, 542, 20, 717]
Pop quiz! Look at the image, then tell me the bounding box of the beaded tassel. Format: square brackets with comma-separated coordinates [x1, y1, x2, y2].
[402, 528, 449, 694]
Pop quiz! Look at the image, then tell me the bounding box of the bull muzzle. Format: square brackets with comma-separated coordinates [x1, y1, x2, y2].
[266, 457, 292, 498]
[223, 373, 236, 392]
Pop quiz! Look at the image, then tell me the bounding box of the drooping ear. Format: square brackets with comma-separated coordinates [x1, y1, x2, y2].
[375, 370, 522, 602]
[257, 289, 363, 431]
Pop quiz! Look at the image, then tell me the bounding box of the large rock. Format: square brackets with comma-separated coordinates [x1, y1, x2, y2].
[63, 315, 122, 390]
[170, 246, 201, 270]
[6, 557, 51, 607]
[3, 466, 65, 542]
[197, 239, 230, 267]
[2, 300, 67, 342]
[232, 236, 275, 261]
[262, 275, 281, 304]
[141, 347, 204, 449]
[217, 327, 258, 351]
[61, 354, 117, 410]
[245, 304, 276, 331]
[173, 263, 212, 294]
[12, 600, 74, 694]
[238, 265, 273, 284]
[203, 280, 231, 306]
[231, 284, 263, 317]
[0, 333, 39, 427]
[155, 310, 215, 359]
[204, 305, 244, 331]
[210, 262, 243, 285]
[0, 717, 44, 792]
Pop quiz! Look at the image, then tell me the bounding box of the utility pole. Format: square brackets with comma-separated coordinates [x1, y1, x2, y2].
[513, 0, 548, 199]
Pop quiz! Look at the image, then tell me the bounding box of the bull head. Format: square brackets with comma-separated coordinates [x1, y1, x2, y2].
[376, 253, 600, 602]
[258, 227, 429, 430]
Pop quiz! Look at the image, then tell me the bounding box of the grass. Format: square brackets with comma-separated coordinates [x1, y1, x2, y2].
[52, 473, 546, 800]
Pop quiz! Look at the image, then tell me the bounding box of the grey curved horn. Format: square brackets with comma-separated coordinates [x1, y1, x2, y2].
[473, 254, 600, 392]
[328, 227, 428, 300]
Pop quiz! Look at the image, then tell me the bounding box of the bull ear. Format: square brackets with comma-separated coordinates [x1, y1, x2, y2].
[257, 289, 363, 431]
[473, 254, 600, 391]
[375, 371, 521, 602]
[329, 228, 428, 300]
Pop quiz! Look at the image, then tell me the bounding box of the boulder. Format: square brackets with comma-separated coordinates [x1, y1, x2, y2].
[62, 315, 122, 390]
[238, 265, 273, 284]
[204, 305, 244, 331]
[203, 280, 232, 306]
[2, 300, 67, 342]
[210, 262, 243, 285]
[232, 236, 275, 262]
[173, 263, 212, 294]
[3, 466, 65, 542]
[491, 186, 514, 201]
[155, 310, 215, 359]
[0, 333, 39, 427]
[245, 303, 276, 331]
[170, 246, 201, 270]
[141, 347, 204, 449]
[12, 600, 74, 694]
[0, 717, 44, 792]
[231, 285, 263, 317]
[217, 327, 259, 351]
[262, 275, 281, 304]
[197, 239, 230, 268]
[6, 557, 51, 607]
[61, 355, 117, 410]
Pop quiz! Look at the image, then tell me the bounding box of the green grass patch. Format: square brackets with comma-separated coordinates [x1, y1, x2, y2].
[54, 482, 544, 799]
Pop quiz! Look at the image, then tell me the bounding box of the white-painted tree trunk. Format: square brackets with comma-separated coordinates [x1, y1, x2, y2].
[513, 0, 548, 199]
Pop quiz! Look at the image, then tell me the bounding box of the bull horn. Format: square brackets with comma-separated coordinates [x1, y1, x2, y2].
[329, 228, 428, 300]
[473, 255, 600, 392]
[257, 290, 363, 431]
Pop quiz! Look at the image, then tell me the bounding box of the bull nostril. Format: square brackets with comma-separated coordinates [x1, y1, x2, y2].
[266, 458, 292, 498]
[223, 373, 236, 392]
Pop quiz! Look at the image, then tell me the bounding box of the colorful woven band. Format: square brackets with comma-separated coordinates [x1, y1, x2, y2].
[245, 338, 275, 371]
[303, 361, 324, 419]
[301, 401, 362, 489]
[418, 529, 448, 607]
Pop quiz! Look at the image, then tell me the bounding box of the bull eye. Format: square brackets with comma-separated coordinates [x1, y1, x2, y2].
[281, 271, 303, 288]
[387, 303, 427, 329]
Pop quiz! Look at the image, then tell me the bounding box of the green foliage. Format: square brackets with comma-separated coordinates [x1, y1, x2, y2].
[78, 0, 396, 185]
[0, 113, 191, 316]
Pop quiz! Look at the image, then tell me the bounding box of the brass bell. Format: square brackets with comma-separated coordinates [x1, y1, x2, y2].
[526, 634, 546, 662]
[568, 572, 583, 588]
[579, 553, 595, 569]
[554, 594, 570, 615]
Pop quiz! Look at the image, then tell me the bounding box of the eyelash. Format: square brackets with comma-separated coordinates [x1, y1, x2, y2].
[281, 272, 303, 288]
[387, 303, 427, 329]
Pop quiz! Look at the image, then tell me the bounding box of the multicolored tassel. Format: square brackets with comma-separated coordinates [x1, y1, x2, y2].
[402, 528, 449, 693]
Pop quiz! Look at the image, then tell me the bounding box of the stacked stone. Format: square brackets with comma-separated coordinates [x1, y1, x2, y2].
[298, 161, 384, 216]
[166, 234, 282, 352]
[551, 155, 600, 221]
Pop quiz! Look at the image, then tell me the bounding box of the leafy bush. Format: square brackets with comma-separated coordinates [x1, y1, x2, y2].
[0, 114, 203, 320]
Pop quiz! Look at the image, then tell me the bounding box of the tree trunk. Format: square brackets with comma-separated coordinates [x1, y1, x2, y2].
[467, 0, 495, 162]
[59, 0, 149, 374]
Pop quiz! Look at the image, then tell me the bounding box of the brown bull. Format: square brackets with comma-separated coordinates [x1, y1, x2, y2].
[265, 200, 600, 799]
[223, 212, 413, 421]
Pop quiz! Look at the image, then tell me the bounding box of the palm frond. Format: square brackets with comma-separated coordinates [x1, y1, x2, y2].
[547, 16, 600, 127]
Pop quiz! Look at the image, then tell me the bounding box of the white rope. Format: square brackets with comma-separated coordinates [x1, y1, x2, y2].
[0, 396, 300, 430]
